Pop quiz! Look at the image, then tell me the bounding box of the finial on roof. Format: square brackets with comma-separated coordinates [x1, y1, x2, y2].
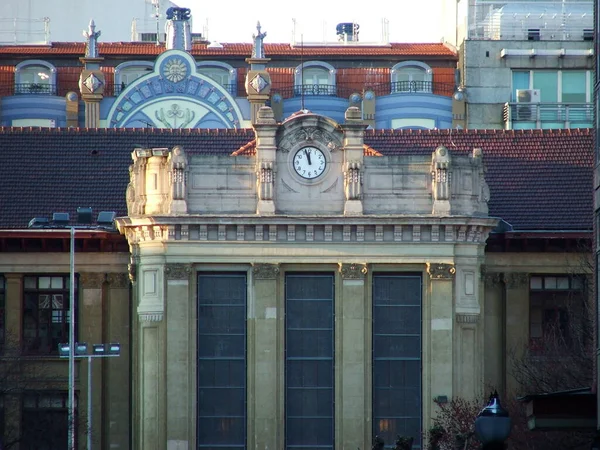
[83, 19, 101, 58]
[252, 21, 267, 59]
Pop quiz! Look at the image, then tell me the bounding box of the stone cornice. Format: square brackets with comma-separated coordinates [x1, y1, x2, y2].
[118, 217, 497, 246]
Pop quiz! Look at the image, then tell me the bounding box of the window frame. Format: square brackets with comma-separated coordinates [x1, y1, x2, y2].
[390, 61, 433, 93]
[21, 391, 73, 450]
[196, 61, 237, 95]
[22, 274, 77, 355]
[511, 69, 592, 103]
[114, 61, 154, 94]
[294, 61, 337, 96]
[14, 60, 57, 95]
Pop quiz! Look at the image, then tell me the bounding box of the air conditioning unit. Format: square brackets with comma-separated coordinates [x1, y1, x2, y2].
[515, 89, 540, 120]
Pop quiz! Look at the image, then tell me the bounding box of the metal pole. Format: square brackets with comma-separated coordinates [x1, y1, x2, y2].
[68, 227, 75, 450]
[87, 356, 92, 450]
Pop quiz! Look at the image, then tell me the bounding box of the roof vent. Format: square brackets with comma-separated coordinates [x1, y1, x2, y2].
[207, 40, 223, 49]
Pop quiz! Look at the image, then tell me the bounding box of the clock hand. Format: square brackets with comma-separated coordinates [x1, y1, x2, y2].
[304, 149, 312, 165]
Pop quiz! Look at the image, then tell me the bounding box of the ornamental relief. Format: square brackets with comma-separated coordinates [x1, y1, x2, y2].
[504, 272, 529, 289]
[278, 127, 342, 154]
[80, 273, 105, 289]
[106, 273, 130, 288]
[165, 263, 192, 280]
[338, 263, 368, 279]
[252, 263, 280, 280]
[427, 263, 456, 280]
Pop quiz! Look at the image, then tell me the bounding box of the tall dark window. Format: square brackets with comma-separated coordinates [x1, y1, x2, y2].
[21, 392, 70, 450]
[373, 274, 422, 448]
[285, 273, 334, 450]
[23, 275, 76, 354]
[197, 273, 246, 450]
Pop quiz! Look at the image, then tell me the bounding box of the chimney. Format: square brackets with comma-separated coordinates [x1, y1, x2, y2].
[165, 7, 192, 51]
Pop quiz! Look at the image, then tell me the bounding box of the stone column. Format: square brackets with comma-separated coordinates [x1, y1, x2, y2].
[337, 263, 369, 450]
[482, 270, 504, 392]
[504, 272, 529, 395]
[105, 273, 131, 450]
[4, 274, 22, 445]
[453, 261, 483, 401]
[137, 264, 166, 450]
[164, 263, 193, 449]
[249, 263, 281, 450]
[79, 272, 106, 450]
[427, 263, 455, 419]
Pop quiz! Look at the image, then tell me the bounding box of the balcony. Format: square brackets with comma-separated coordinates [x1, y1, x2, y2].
[503, 102, 593, 129]
[13, 83, 57, 95]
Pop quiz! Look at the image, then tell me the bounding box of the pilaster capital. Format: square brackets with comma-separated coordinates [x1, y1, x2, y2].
[456, 313, 479, 324]
[138, 313, 163, 322]
[481, 266, 502, 288]
[79, 273, 105, 289]
[106, 273, 130, 288]
[252, 263, 280, 280]
[165, 263, 192, 280]
[504, 272, 529, 289]
[427, 263, 456, 280]
[338, 263, 368, 279]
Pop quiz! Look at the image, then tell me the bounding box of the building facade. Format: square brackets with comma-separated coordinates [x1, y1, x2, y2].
[444, 0, 594, 130]
[0, 120, 593, 448]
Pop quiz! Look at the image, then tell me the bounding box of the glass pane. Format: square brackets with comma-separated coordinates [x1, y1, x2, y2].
[530, 276, 543, 290]
[39, 277, 51, 289]
[512, 70, 530, 101]
[544, 276, 557, 289]
[532, 71, 558, 102]
[562, 71, 586, 103]
[51, 277, 63, 289]
[556, 277, 570, 289]
[24, 276, 36, 289]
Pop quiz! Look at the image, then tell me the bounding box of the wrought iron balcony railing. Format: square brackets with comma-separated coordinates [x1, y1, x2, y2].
[272, 81, 455, 100]
[503, 102, 594, 128]
[13, 83, 57, 95]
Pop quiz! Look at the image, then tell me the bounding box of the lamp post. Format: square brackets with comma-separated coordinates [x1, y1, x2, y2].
[474, 391, 511, 450]
[59, 342, 121, 450]
[28, 208, 117, 450]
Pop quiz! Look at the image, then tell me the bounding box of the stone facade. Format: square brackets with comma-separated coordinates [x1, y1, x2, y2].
[117, 106, 502, 449]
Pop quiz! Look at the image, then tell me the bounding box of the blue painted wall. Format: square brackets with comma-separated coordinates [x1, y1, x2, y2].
[1, 96, 68, 127]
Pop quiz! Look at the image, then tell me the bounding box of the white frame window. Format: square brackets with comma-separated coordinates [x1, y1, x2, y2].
[294, 61, 336, 96]
[15, 60, 57, 95]
[196, 61, 237, 95]
[390, 61, 433, 93]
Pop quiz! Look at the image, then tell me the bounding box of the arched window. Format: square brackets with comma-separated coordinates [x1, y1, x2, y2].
[294, 61, 336, 96]
[197, 61, 237, 95]
[114, 61, 154, 95]
[15, 60, 57, 95]
[391, 61, 433, 93]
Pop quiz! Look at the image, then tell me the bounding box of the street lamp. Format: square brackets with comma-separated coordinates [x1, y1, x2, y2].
[474, 391, 512, 450]
[59, 342, 121, 450]
[28, 207, 116, 450]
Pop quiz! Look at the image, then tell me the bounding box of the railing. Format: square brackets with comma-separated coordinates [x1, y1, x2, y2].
[272, 81, 455, 100]
[468, 0, 593, 41]
[108, 82, 237, 97]
[503, 102, 594, 127]
[13, 83, 57, 95]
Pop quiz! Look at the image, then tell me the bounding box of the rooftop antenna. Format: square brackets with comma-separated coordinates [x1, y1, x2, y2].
[292, 18, 296, 45]
[203, 18, 209, 41]
[151, 0, 160, 45]
[300, 33, 305, 111]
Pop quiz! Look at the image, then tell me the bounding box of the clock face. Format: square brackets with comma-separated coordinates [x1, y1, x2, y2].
[293, 146, 327, 179]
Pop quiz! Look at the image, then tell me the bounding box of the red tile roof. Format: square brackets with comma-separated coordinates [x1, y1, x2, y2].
[0, 127, 591, 232]
[0, 42, 456, 58]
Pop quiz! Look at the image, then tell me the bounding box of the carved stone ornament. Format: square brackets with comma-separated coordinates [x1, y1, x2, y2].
[339, 263, 368, 279]
[139, 313, 163, 322]
[252, 263, 280, 279]
[504, 272, 529, 289]
[427, 263, 456, 280]
[79, 273, 105, 289]
[484, 272, 501, 288]
[456, 313, 479, 324]
[165, 263, 192, 280]
[250, 74, 269, 93]
[83, 73, 103, 93]
[106, 273, 130, 288]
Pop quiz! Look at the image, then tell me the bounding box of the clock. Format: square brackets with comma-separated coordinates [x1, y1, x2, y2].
[293, 146, 327, 179]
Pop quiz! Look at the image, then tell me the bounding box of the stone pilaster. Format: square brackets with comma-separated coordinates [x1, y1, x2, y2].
[105, 273, 131, 450]
[254, 107, 278, 215]
[427, 263, 454, 419]
[482, 269, 504, 392]
[79, 272, 106, 450]
[341, 107, 367, 216]
[503, 272, 529, 395]
[249, 264, 281, 450]
[165, 264, 192, 449]
[337, 263, 369, 450]
[4, 274, 22, 348]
